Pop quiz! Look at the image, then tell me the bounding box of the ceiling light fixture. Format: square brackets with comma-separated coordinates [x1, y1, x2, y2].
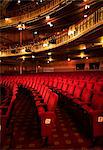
[17, 23, 25, 30]
[32, 55, 35, 58]
[34, 31, 38, 35]
[48, 52, 52, 55]
[84, 14, 87, 18]
[67, 58, 71, 61]
[68, 30, 74, 35]
[47, 22, 53, 27]
[46, 15, 50, 20]
[85, 5, 90, 9]
[5, 18, 9, 21]
[80, 52, 85, 58]
[48, 57, 53, 62]
[22, 56, 25, 61]
[18, 0, 20, 3]
[43, 43, 49, 47]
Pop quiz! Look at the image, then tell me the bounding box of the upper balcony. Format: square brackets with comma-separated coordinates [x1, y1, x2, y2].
[0, 0, 68, 29]
[0, 6, 102, 58]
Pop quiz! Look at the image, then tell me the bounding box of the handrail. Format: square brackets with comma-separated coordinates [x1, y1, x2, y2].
[0, 0, 66, 28]
[0, 7, 103, 58]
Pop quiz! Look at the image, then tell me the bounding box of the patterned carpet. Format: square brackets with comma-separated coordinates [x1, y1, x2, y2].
[2, 89, 103, 150]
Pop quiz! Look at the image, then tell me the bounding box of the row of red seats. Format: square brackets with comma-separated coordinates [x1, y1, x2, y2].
[27, 83, 58, 145]
[50, 80, 103, 139]
[0, 82, 18, 147]
[0, 72, 103, 142]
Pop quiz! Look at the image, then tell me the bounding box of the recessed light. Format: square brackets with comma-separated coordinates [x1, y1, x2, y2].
[86, 56, 88, 59]
[84, 14, 87, 18]
[18, 0, 21, 4]
[32, 55, 35, 58]
[46, 15, 50, 20]
[80, 52, 85, 58]
[67, 58, 71, 61]
[34, 31, 37, 35]
[43, 43, 48, 47]
[5, 18, 9, 21]
[85, 5, 90, 9]
[22, 56, 25, 61]
[48, 57, 53, 62]
[47, 22, 53, 27]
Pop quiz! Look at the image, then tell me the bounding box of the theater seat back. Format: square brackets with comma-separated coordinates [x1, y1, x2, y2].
[81, 88, 93, 103]
[44, 89, 52, 103]
[92, 93, 103, 110]
[73, 86, 83, 98]
[47, 92, 58, 111]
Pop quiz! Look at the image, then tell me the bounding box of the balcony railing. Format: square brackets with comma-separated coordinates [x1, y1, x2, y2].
[0, 0, 66, 28]
[0, 7, 103, 57]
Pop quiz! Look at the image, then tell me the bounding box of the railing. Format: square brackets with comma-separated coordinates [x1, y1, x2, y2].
[0, 7, 103, 57]
[0, 0, 66, 28]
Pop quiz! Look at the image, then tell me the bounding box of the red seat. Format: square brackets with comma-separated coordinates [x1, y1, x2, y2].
[82, 93, 103, 137]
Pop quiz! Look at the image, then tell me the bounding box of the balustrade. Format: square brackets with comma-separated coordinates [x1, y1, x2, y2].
[0, 7, 103, 57]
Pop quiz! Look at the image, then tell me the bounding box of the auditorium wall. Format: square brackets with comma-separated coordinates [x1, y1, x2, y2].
[0, 57, 103, 75]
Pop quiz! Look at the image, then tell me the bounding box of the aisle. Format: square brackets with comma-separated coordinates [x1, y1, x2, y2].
[3, 89, 103, 150]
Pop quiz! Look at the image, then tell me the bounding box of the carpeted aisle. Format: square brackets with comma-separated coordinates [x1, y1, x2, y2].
[2, 89, 103, 150]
